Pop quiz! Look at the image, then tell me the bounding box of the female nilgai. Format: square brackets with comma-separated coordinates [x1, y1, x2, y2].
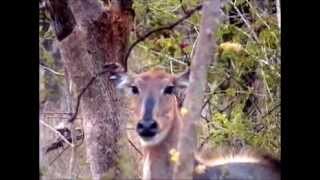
[109, 66, 280, 180]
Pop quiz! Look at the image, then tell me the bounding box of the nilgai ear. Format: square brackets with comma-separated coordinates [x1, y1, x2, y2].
[174, 68, 190, 90]
[104, 63, 132, 89]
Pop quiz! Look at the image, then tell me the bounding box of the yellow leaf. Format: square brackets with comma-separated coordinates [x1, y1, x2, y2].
[219, 42, 243, 53]
[169, 148, 180, 165]
[180, 107, 188, 116]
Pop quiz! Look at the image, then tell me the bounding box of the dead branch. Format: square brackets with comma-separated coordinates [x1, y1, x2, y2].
[230, 0, 259, 41]
[45, 128, 84, 153]
[49, 145, 70, 166]
[40, 112, 73, 115]
[48, 129, 85, 165]
[40, 64, 65, 76]
[40, 120, 74, 147]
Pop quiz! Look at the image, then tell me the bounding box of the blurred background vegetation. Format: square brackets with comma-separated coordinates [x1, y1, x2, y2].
[40, 0, 280, 179]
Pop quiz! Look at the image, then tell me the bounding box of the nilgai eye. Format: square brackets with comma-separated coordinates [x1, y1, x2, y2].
[163, 86, 175, 95]
[131, 86, 139, 94]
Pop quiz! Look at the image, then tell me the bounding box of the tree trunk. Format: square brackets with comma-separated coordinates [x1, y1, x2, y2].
[46, 0, 135, 179]
[173, 0, 220, 179]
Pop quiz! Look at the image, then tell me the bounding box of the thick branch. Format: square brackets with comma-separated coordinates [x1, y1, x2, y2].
[173, 0, 220, 179]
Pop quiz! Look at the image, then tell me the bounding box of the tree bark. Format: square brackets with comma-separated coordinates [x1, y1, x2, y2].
[46, 0, 134, 179]
[173, 0, 220, 179]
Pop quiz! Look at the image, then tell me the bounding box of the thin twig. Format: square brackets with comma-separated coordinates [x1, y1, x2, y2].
[198, 131, 215, 150]
[261, 103, 280, 119]
[41, 112, 73, 115]
[198, 124, 225, 150]
[44, 116, 83, 120]
[40, 64, 65, 76]
[251, 95, 262, 115]
[179, 0, 188, 15]
[207, 89, 266, 97]
[67, 69, 111, 123]
[260, 67, 274, 103]
[200, 114, 209, 123]
[219, 96, 238, 112]
[190, 30, 199, 59]
[49, 145, 70, 166]
[200, 95, 212, 115]
[231, 0, 259, 42]
[128, 138, 143, 156]
[124, 4, 202, 69]
[68, 125, 76, 178]
[48, 129, 85, 165]
[170, 60, 174, 74]
[245, 0, 270, 29]
[40, 120, 74, 147]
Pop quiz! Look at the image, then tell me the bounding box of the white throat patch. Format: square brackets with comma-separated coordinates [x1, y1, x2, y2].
[142, 153, 151, 180]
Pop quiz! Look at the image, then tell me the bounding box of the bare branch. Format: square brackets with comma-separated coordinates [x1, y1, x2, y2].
[231, 0, 259, 42]
[40, 120, 74, 147]
[49, 145, 70, 166]
[245, 0, 270, 29]
[67, 67, 115, 123]
[179, 0, 188, 15]
[47, 128, 85, 165]
[68, 125, 76, 178]
[41, 112, 73, 115]
[40, 64, 65, 76]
